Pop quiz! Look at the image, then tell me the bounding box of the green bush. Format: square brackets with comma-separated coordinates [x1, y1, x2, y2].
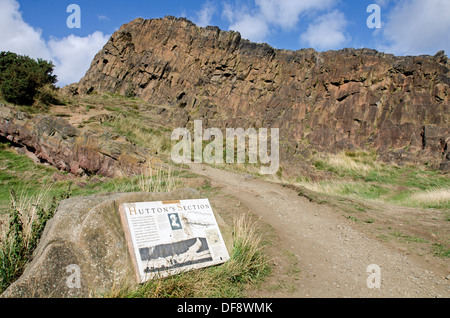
[0, 51, 57, 105]
[0, 186, 72, 293]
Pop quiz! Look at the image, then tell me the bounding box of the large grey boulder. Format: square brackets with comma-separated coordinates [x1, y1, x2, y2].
[1, 188, 232, 298]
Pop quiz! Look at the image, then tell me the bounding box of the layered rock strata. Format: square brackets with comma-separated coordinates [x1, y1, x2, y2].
[74, 16, 449, 171]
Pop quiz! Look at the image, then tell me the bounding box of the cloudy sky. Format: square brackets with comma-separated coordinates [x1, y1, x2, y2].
[1, 0, 449, 86]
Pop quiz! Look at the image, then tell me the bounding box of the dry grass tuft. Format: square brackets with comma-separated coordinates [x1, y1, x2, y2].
[137, 162, 182, 193]
[409, 187, 450, 207]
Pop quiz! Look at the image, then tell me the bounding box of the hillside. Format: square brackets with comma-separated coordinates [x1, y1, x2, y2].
[70, 16, 450, 174]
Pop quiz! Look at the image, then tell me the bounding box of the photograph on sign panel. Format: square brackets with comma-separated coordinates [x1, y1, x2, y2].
[139, 237, 213, 273]
[167, 213, 183, 230]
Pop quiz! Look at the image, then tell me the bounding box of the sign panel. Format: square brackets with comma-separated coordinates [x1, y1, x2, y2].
[119, 198, 230, 283]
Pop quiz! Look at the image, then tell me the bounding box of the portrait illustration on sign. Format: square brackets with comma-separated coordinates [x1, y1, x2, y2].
[168, 213, 182, 230]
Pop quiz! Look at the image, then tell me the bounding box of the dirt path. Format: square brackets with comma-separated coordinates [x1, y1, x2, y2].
[188, 163, 450, 298]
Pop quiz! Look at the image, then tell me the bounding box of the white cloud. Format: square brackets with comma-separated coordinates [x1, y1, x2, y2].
[379, 0, 450, 55]
[374, 0, 392, 7]
[194, 1, 217, 27]
[221, 2, 271, 42]
[300, 10, 349, 50]
[0, 0, 52, 60]
[0, 0, 109, 86]
[229, 13, 270, 42]
[256, 0, 335, 29]
[222, 0, 337, 43]
[48, 32, 110, 86]
[97, 14, 110, 22]
[221, 2, 234, 23]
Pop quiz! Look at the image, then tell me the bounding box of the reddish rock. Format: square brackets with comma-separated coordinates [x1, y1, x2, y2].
[0, 104, 149, 177]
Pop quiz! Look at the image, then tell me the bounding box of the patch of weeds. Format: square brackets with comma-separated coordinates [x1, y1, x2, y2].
[201, 180, 213, 191]
[304, 151, 450, 210]
[377, 234, 390, 242]
[0, 146, 58, 213]
[104, 106, 121, 112]
[391, 231, 428, 243]
[345, 215, 359, 222]
[431, 243, 450, 258]
[283, 250, 301, 278]
[0, 185, 72, 293]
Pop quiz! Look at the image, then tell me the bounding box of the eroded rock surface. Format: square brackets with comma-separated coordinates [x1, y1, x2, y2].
[75, 16, 449, 171]
[0, 104, 149, 177]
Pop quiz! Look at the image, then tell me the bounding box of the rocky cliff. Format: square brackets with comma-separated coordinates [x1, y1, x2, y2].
[74, 16, 450, 172]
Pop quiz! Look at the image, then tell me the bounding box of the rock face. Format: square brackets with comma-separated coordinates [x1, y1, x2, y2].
[0, 104, 149, 177]
[1, 188, 233, 298]
[75, 16, 450, 171]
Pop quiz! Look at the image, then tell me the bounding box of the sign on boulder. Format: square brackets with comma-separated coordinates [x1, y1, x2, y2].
[119, 198, 230, 283]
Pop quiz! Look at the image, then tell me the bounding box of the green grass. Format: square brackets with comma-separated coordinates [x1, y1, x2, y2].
[0, 144, 60, 214]
[0, 143, 270, 297]
[431, 243, 450, 258]
[102, 115, 172, 153]
[0, 145, 187, 293]
[391, 231, 429, 243]
[345, 215, 359, 222]
[1, 187, 71, 292]
[301, 151, 450, 210]
[0, 145, 186, 215]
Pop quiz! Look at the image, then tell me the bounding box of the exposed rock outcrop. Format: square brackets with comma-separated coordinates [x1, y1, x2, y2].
[75, 16, 450, 172]
[0, 104, 149, 177]
[0, 188, 233, 298]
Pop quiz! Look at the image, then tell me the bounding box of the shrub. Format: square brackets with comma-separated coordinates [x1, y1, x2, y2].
[0, 185, 72, 293]
[124, 85, 136, 98]
[0, 51, 57, 105]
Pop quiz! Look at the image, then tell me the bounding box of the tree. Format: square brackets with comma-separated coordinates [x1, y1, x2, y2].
[0, 51, 57, 105]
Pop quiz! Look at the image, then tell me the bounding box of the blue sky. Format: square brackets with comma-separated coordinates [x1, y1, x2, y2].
[1, 0, 449, 86]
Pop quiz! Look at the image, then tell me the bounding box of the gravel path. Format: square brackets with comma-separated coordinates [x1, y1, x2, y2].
[189, 163, 450, 298]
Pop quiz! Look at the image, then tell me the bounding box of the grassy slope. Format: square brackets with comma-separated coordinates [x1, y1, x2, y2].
[9, 91, 449, 212]
[1, 92, 448, 295]
[0, 144, 271, 296]
[299, 151, 450, 210]
[0, 92, 271, 295]
[0, 147, 191, 218]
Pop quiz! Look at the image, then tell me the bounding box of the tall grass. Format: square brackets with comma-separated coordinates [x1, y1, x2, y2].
[323, 151, 381, 176]
[102, 214, 270, 298]
[0, 163, 186, 294]
[313, 151, 383, 179]
[0, 185, 71, 293]
[103, 115, 171, 153]
[295, 179, 390, 201]
[408, 187, 450, 209]
[297, 150, 450, 209]
[137, 163, 180, 193]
